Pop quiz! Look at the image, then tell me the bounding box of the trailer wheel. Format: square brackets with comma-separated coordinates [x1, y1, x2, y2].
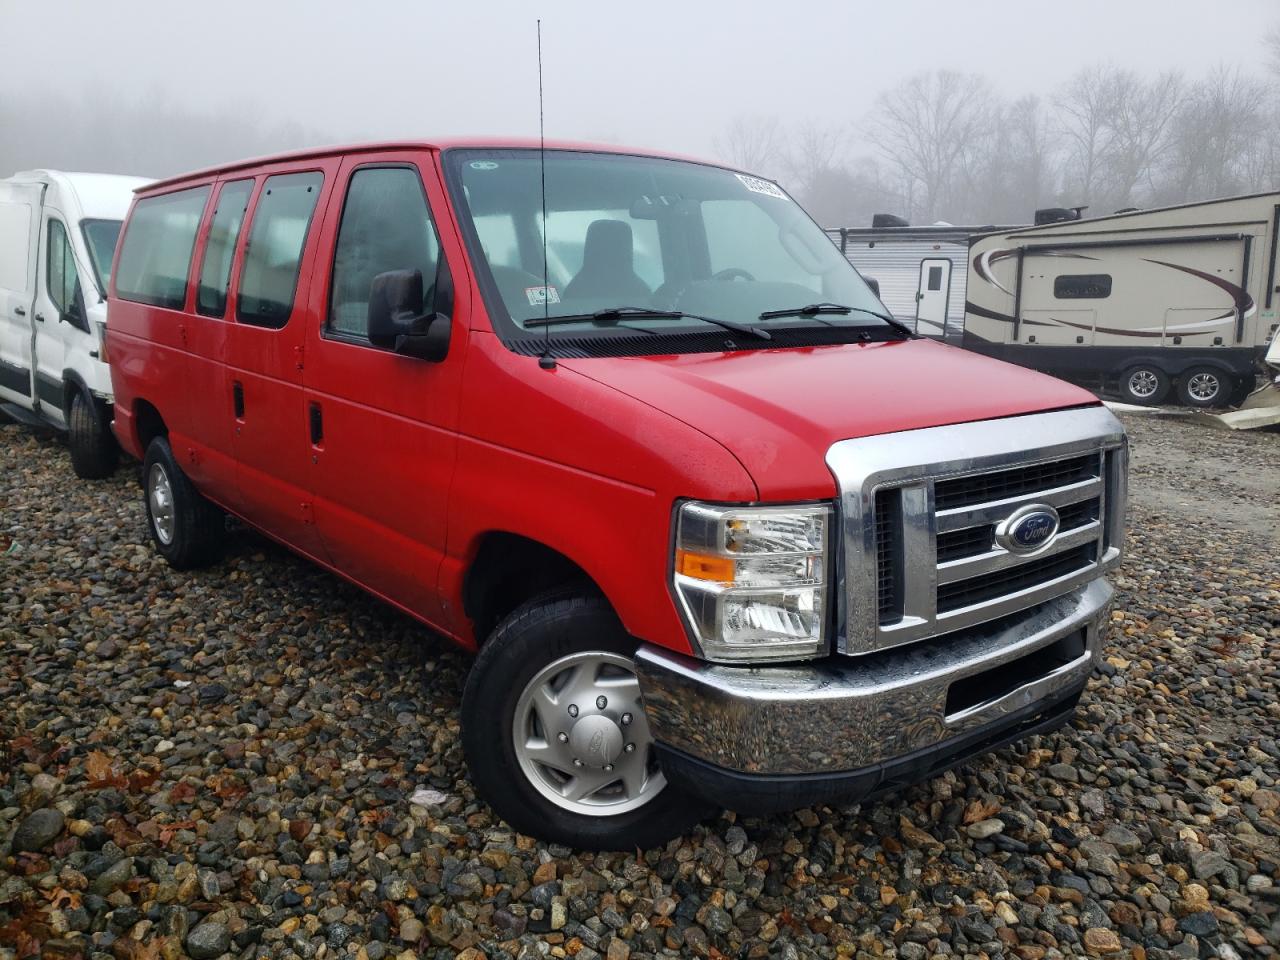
[1177, 366, 1229, 408]
[1228, 374, 1256, 408]
[1118, 365, 1170, 405]
[68, 391, 119, 480]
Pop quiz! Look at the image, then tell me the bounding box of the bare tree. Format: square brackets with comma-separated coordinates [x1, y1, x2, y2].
[713, 115, 785, 178]
[1266, 22, 1280, 81]
[1159, 66, 1271, 202]
[1104, 69, 1185, 208]
[870, 71, 994, 222]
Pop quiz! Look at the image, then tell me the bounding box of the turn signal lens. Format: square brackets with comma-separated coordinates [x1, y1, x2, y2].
[675, 549, 736, 583]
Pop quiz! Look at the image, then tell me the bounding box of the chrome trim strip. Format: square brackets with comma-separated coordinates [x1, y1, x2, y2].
[936, 520, 1101, 584]
[635, 579, 1113, 776]
[935, 477, 1102, 532]
[825, 406, 1125, 655]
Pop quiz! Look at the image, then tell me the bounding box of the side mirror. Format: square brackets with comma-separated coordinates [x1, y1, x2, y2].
[367, 269, 450, 362]
[863, 276, 881, 299]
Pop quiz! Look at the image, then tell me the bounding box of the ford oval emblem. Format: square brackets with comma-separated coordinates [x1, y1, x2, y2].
[994, 504, 1061, 555]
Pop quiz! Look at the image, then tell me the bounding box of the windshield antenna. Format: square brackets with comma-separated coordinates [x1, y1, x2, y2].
[536, 19, 555, 370]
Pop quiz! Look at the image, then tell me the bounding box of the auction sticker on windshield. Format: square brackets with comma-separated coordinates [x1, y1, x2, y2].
[525, 285, 561, 306]
[736, 174, 788, 200]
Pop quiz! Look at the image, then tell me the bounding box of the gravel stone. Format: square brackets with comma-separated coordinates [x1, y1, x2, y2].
[1, 410, 1278, 957]
[10, 807, 65, 852]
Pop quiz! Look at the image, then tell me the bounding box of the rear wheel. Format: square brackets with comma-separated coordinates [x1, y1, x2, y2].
[68, 391, 119, 479]
[1177, 366, 1229, 408]
[142, 437, 224, 570]
[1118, 364, 1171, 405]
[461, 592, 709, 850]
[1228, 374, 1257, 408]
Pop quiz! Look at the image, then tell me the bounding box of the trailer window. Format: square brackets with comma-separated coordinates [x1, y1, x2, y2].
[115, 186, 211, 310]
[237, 172, 323, 329]
[1054, 274, 1112, 299]
[196, 179, 254, 318]
[927, 265, 944, 291]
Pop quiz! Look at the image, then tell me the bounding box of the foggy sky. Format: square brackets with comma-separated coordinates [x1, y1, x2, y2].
[3, 0, 1277, 179]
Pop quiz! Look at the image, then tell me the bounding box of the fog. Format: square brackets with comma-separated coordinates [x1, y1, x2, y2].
[3, 0, 1278, 225]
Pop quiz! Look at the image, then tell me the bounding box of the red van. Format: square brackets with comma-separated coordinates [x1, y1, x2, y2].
[106, 140, 1127, 849]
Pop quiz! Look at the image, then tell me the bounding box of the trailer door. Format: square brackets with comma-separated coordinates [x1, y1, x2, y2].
[0, 185, 41, 405]
[915, 258, 951, 337]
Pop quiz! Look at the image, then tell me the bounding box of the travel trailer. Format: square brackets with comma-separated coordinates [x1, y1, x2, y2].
[0, 169, 151, 475]
[964, 193, 1280, 408]
[828, 225, 978, 342]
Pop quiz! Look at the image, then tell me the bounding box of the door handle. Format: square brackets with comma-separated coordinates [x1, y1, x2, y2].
[35, 312, 45, 322]
[232, 382, 244, 419]
[308, 403, 323, 446]
[14, 306, 25, 316]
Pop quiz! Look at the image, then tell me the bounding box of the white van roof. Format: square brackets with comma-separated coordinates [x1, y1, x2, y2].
[5, 170, 152, 220]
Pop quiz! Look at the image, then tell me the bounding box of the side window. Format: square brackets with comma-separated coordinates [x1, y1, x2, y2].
[114, 186, 211, 309]
[328, 167, 442, 341]
[237, 172, 323, 328]
[1054, 274, 1112, 299]
[196, 179, 254, 317]
[47, 219, 83, 327]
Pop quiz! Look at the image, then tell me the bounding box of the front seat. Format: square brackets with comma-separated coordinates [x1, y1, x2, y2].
[563, 219, 651, 302]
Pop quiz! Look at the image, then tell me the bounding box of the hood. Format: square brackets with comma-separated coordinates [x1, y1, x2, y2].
[561, 338, 1097, 500]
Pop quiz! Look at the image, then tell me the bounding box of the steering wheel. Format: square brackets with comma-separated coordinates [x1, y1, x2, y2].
[711, 267, 755, 282]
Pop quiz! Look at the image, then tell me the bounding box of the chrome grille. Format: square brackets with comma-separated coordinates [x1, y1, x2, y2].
[826, 407, 1127, 655]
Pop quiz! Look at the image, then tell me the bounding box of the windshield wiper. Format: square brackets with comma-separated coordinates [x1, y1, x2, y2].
[758, 303, 916, 339]
[525, 306, 772, 340]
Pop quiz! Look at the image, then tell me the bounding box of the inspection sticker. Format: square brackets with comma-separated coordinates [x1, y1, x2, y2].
[525, 285, 561, 306]
[736, 173, 788, 200]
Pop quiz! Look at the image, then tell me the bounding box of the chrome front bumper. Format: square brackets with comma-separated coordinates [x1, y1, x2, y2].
[635, 579, 1112, 809]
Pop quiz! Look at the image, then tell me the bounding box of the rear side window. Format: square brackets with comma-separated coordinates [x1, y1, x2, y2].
[47, 220, 82, 326]
[115, 186, 211, 309]
[237, 172, 322, 328]
[328, 166, 442, 341]
[196, 179, 254, 317]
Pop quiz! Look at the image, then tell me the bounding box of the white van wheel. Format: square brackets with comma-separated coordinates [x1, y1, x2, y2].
[68, 391, 119, 479]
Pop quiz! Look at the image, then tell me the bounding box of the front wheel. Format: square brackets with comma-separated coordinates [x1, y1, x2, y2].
[461, 592, 709, 850]
[1177, 366, 1230, 408]
[68, 391, 119, 479]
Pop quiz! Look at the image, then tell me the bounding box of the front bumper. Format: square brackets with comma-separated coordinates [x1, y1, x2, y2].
[635, 578, 1112, 814]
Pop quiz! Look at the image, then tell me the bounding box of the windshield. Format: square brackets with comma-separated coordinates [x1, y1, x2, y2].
[445, 150, 887, 345]
[81, 219, 123, 294]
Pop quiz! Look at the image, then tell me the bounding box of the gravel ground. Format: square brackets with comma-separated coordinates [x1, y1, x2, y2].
[1, 410, 1278, 960]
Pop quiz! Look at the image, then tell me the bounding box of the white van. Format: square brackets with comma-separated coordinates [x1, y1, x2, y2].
[0, 170, 151, 476]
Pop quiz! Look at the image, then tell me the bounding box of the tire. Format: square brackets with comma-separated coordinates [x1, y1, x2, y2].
[1177, 365, 1230, 409]
[1118, 364, 1171, 406]
[141, 436, 224, 570]
[68, 391, 119, 480]
[1228, 374, 1257, 408]
[461, 592, 710, 850]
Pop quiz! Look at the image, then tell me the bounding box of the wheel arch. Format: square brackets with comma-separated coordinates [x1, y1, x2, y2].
[132, 399, 168, 454]
[460, 531, 609, 646]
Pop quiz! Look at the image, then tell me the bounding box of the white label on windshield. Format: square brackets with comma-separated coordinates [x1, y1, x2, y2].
[736, 174, 788, 200]
[525, 285, 560, 306]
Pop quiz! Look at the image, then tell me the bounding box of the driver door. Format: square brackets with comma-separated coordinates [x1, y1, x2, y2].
[32, 212, 86, 425]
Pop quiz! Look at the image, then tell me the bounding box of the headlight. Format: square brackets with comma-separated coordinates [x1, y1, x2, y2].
[672, 501, 831, 663]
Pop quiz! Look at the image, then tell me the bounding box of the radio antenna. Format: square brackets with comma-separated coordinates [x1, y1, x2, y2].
[536, 19, 555, 370]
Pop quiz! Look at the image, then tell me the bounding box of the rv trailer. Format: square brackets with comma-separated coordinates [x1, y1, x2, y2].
[963, 192, 1280, 408]
[829, 222, 1014, 342]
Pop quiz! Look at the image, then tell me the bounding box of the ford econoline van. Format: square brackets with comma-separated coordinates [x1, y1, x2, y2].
[0, 170, 151, 476]
[107, 141, 1126, 849]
